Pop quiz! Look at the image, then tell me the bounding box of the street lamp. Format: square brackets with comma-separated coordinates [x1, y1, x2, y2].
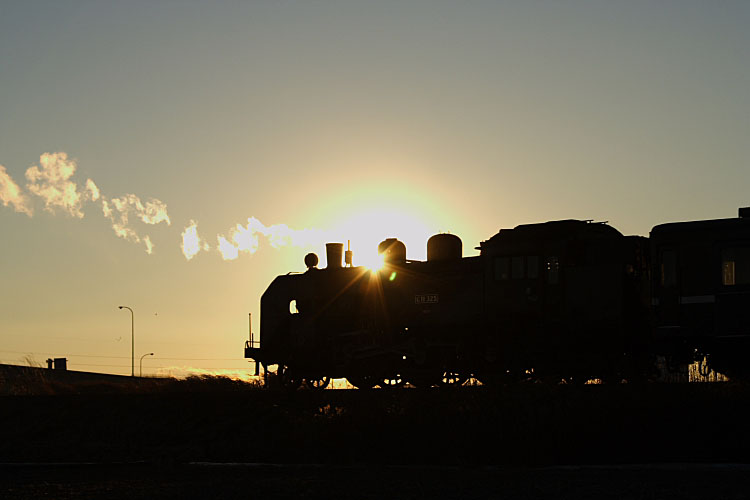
[140, 352, 154, 377]
[118, 305, 134, 377]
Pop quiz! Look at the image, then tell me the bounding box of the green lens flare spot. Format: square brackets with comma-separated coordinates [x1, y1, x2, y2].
[389, 272, 397, 281]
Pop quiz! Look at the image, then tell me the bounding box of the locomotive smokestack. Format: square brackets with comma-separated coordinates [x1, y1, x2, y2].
[325, 242, 344, 268]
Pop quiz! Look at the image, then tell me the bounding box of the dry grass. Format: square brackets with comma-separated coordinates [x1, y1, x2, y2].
[0, 365, 263, 396]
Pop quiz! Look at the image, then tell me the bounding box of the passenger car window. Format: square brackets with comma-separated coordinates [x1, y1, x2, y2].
[661, 250, 677, 288]
[527, 256, 539, 279]
[546, 256, 559, 285]
[511, 256, 525, 279]
[494, 257, 509, 280]
[723, 247, 750, 285]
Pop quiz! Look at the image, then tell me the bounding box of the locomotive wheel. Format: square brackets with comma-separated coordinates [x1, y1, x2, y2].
[439, 371, 467, 387]
[305, 376, 330, 390]
[379, 375, 405, 389]
[280, 366, 302, 390]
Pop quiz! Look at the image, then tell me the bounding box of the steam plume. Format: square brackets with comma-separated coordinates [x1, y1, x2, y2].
[99, 194, 170, 254]
[216, 217, 324, 261]
[0, 164, 32, 215]
[181, 220, 210, 260]
[0, 152, 170, 254]
[86, 179, 100, 201]
[24, 152, 95, 218]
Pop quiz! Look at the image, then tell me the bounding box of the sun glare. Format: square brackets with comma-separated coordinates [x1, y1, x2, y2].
[366, 252, 386, 272]
[329, 207, 437, 268]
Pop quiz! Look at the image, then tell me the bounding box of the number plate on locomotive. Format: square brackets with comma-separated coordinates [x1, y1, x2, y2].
[415, 294, 439, 304]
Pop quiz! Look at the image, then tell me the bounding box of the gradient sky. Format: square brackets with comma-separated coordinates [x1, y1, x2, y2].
[1, 1, 748, 377]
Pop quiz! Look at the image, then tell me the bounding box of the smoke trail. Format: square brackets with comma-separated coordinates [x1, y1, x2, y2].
[181, 220, 210, 260]
[101, 193, 171, 253]
[24, 152, 97, 218]
[0, 152, 171, 254]
[85, 179, 100, 201]
[144, 235, 154, 255]
[0, 164, 32, 215]
[216, 217, 325, 261]
[108, 194, 170, 226]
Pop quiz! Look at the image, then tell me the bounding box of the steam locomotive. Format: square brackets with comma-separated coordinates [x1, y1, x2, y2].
[244, 208, 750, 388]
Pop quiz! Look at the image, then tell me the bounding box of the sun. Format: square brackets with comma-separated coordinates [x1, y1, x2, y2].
[328, 207, 437, 269]
[366, 252, 386, 272]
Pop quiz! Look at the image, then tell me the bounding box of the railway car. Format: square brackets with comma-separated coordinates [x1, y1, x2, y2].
[477, 219, 650, 384]
[651, 207, 750, 379]
[245, 209, 750, 388]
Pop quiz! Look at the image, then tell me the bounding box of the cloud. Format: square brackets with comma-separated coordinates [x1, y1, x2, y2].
[181, 220, 210, 260]
[0, 164, 32, 215]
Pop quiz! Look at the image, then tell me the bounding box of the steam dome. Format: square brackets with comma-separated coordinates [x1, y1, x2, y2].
[427, 233, 462, 261]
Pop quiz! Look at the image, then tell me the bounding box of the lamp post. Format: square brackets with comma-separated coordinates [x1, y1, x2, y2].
[118, 305, 134, 377]
[140, 352, 154, 377]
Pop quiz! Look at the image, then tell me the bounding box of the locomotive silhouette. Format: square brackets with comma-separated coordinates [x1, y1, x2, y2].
[245, 208, 750, 388]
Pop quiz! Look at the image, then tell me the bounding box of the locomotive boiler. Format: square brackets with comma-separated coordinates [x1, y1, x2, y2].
[245, 209, 750, 388]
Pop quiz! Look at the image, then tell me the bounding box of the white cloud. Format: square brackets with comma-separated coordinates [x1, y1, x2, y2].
[0, 164, 32, 215]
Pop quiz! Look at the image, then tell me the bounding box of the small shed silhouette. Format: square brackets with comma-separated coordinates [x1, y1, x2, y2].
[45, 358, 68, 370]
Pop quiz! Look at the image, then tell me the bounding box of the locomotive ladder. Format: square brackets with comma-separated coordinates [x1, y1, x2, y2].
[244, 312, 263, 377]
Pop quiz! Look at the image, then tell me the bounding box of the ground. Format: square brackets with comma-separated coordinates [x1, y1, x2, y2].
[1, 371, 750, 498]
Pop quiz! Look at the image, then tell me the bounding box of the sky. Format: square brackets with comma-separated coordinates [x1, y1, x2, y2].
[1, 1, 749, 377]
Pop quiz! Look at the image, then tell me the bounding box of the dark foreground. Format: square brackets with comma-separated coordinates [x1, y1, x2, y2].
[2, 462, 750, 500]
[2, 382, 750, 498]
